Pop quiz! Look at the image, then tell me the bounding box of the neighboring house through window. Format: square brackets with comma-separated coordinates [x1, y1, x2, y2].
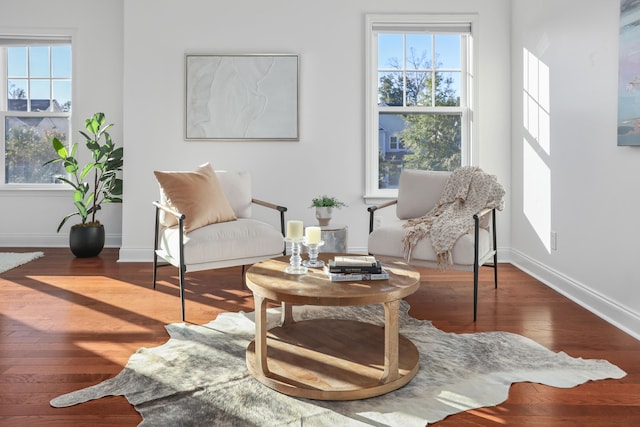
[0, 36, 72, 186]
[365, 14, 476, 198]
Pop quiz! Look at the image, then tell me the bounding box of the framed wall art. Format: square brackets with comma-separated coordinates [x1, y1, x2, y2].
[185, 54, 299, 141]
[618, 0, 640, 146]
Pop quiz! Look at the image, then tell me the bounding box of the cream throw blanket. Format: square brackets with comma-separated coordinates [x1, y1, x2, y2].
[402, 166, 505, 270]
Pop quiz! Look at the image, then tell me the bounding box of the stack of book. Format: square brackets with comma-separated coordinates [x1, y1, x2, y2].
[325, 255, 389, 282]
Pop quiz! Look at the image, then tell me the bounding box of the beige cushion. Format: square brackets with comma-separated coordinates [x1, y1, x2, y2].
[159, 218, 284, 266]
[396, 170, 451, 220]
[368, 219, 491, 266]
[154, 163, 237, 233]
[216, 170, 252, 218]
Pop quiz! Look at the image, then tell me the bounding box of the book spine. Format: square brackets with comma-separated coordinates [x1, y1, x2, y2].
[329, 273, 364, 282]
[329, 260, 382, 274]
[327, 272, 389, 282]
[365, 272, 390, 280]
[328, 266, 383, 274]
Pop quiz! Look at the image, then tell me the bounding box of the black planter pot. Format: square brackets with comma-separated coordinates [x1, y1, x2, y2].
[69, 224, 105, 258]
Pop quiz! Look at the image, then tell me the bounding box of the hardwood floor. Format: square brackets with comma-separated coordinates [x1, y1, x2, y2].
[1, 248, 639, 426]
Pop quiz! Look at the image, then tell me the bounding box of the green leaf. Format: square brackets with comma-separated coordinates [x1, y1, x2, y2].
[78, 130, 92, 142]
[52, 137, 68, 158]
[73, 189, 85, 204]
[42, 157, 62, 167]
[104, 131, 113, 144]
[79, 163, 94, 181]
[63, 157, 79, 174]
[111, 146, 123, 158]
[109, 179, 123, 196]
[57, 212, 80, 233]
[55, 176, 80, 189]
[72, 194, 88, 221]
[86, 114, 101, 135]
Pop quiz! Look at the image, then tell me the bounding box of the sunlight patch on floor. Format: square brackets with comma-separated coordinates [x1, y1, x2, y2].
[23, 275, 170, 329]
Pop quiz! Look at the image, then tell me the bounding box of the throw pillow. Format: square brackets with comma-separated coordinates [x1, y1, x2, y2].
[154, 163, 237, 233]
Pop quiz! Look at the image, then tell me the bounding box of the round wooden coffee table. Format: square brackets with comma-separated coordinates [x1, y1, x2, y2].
[245, 254, 421, 401]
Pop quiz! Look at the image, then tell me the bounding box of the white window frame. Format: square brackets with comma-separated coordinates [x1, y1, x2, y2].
[364, 14, 478, 201]
[0, 34, 73, 190]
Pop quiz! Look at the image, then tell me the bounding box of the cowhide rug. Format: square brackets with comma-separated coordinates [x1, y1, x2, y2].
[50, 302, 626, 426]
[0, 251, 43, 274]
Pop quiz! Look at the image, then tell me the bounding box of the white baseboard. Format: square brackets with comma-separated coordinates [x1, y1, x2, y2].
[0, 233, 121, 248]
[117, 247, 152, 262]
[510, 248, 640, 341]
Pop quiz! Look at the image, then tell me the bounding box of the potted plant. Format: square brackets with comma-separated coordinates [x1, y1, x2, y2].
[44, 112, 123, 257]
[310, 195, 346, 226]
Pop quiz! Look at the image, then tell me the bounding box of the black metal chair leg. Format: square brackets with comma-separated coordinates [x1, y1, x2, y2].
[494, 252, 499, 289]
[473, 213, 480, 322]
[473, 263, 479, 322]
[153, 205, 160, 289]
[492, 208, 498, 289]
[178, 217, 186, 322]
[179, 265, 186, 322]
[152, 253, 158, 289]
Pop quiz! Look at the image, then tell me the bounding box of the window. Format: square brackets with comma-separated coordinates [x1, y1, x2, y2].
[0, 36, 72, 186]
[365, 15, 475, 198]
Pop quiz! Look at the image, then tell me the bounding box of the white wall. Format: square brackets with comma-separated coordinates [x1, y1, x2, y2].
[3, 0, 636, 338]
[119, 0, 512, 262]
[0, 0, 124, 247]
[511, 0, 640, 338]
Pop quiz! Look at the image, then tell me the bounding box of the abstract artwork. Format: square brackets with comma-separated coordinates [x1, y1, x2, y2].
[618, 0, 640, 145]
[185, 54, 299, 141]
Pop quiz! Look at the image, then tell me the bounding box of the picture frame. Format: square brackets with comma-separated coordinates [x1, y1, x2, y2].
[618, 0, 640, 146]
[185, 54, 299, 141]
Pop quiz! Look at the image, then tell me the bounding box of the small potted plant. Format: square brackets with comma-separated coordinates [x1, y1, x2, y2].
[44, 112, 123, 257]
[310, 195, 346, 226]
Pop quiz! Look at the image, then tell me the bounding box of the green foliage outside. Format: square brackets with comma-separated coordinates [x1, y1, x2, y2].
[5, 120, 67, 183]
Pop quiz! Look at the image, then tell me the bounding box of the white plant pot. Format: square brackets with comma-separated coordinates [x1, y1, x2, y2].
[315, 206, 333, 226]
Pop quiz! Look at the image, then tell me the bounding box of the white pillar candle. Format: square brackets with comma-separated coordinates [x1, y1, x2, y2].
[305, 226, 322, 244]
[286, 220, 304, 239]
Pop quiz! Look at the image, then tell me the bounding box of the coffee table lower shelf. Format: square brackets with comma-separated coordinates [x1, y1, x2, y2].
[246, 318, 420, 401]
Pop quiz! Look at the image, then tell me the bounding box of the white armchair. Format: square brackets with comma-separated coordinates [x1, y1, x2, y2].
[152, 164, 286, 321]
[367, 168, 502, 321]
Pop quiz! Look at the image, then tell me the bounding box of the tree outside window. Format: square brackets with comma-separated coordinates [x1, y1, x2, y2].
[377, 33, 464, 188]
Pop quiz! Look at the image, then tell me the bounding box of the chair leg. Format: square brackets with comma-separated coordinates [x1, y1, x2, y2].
[492, 208, 498, 289]
[152, 251, 158, 290]
[493, 251, 499, 289]
[473, 262, 479, 322]
[178, 216, 186, 322]
[473, 213, 480, 322]
[179, 264, 186, 322]
[153, 204, 160, 289]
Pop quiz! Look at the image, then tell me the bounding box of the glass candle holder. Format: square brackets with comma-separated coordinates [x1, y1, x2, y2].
[284, 237, 308, 274]
[302, 239, 325, 268]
